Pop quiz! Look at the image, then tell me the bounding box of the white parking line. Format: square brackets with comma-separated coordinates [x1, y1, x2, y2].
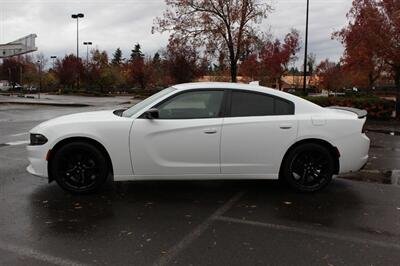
[153, 191, 246, 266]
[215, 216, 400, 250]
[10, 132, 28, 137]
[0, 240, 88, 266]
[5, 140, 29, 146]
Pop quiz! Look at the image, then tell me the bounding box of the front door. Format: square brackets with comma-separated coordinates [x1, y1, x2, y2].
[131, 90, 225, 176]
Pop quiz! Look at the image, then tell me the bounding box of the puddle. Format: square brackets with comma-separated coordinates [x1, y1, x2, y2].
[366, 129, 400, 136]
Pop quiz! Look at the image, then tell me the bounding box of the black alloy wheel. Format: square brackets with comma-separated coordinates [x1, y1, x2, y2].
[281, 143, 334, 192]
[51, 142, 108, 194]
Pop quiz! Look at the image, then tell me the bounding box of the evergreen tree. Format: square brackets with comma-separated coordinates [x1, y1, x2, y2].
[130, 43, 144, 62]
[111, 48, 123, 65]
[152, 52, 161, 64]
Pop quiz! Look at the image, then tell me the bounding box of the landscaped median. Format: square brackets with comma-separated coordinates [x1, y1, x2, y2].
[305, 96, 396, 119]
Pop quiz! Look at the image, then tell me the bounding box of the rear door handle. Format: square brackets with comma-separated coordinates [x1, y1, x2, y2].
[203, 128, 217, 134]
[279, 123, 292, 129]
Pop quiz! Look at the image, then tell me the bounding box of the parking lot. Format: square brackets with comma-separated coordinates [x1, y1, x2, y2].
[1, 99, 400, 266]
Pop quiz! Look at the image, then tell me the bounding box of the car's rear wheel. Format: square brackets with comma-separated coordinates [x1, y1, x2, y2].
[51, 142, 108, 194]
[281, 143, 334, 192]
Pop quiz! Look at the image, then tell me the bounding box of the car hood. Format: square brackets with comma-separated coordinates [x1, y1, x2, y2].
[30, 110, 118, 133]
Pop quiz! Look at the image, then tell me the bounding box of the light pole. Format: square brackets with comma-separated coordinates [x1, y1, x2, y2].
[37, 60, 42, 99]
[303, 0, 310, 95]
[83, 41, 92, 64]
[50, 55, 57, 68]
[71, 13, 84, 90]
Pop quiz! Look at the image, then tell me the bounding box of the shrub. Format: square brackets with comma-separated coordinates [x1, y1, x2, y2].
[304, 96, 395, 119]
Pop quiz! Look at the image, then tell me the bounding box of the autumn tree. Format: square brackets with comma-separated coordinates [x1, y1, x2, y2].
[154, 0, 272, 82]
[334, 1, 385, 90]
[260, 29, 300, 90]
[54, 54, 84, 89]
[164, 38, 200, 84]
[336, 0, 400, 116]
[240, 53, 259, 80]
[1, 58, 23, 88]
[316, 60, 349, 93]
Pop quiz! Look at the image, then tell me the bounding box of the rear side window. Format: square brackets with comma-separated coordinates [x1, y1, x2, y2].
[230, 91, 294, 117]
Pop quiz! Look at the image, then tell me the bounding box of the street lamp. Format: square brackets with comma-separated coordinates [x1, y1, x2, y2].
[71, 13, 84, 90]
[83, 41, 92, 64]
[50, 55, 57, 69]
[303, 0, 310, 95]
[37, 60, 42, 99]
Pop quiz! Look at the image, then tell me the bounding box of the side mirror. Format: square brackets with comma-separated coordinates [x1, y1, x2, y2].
[143, 108, 159, 119]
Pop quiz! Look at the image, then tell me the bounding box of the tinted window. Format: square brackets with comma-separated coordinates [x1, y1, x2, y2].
[156, 90, 224, 119]
[275, 98, 293, 115]
[230, 91, 293, 117]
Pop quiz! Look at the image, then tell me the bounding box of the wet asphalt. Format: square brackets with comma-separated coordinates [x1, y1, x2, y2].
[1, 102, 400, 266]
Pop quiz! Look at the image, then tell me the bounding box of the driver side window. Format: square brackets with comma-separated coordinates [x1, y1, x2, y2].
[156, 90, 224, 119]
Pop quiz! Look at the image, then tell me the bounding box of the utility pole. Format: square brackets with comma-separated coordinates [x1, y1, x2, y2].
[303, 0, 310, 95]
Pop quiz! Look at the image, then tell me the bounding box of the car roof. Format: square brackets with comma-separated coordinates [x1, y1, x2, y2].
[172, 82, 295, 100]
[172, 82, 290, 96]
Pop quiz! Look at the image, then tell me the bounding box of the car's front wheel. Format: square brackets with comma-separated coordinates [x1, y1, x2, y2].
[281, 143, 334, 192]
[50, 141, 109, 194]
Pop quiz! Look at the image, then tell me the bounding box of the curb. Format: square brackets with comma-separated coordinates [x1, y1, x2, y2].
[340, 169, 400, 186]
[0, 101, 91, 107]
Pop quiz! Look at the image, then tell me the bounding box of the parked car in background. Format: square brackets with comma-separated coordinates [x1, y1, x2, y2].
[0, 80, 11, 91]
[27, 82, 370, 194]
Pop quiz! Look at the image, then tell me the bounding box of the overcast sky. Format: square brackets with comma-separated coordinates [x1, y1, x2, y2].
[0, 0, 352, 66]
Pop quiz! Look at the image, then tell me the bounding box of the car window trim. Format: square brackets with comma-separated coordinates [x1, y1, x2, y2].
[138, 89, 229, 120]
[226, 89, 295, 117]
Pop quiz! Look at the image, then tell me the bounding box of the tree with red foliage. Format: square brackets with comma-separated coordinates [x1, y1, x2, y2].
[240, 53, 259, 80]
[164, 38, 200, 84]
[54, 54, 84, 89]
[154, 0, 272, 82]
[260, 29, 300, 90]
[1, 58, 22, 88]
[336, 0, 400, 116]
[316, 60, 349, 93]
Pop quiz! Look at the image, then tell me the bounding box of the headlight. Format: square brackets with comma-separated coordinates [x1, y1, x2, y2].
[30, 133, 48, 145]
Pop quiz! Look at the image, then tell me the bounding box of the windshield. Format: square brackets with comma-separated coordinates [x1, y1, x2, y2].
[122, 87, 176, 117]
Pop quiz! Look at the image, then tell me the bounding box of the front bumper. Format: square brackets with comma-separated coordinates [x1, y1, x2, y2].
[26, 144, 49, 178]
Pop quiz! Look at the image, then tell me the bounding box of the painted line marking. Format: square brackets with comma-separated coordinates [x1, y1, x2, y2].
[215, 216, 400, 250]
[153, 191, 246, 266]
[5, 140, 29, 146]
[10, 132, 28, 137]
[0, 240, 88, 266]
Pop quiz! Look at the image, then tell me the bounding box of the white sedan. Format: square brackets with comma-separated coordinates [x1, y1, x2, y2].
[27, 82, 370, 193]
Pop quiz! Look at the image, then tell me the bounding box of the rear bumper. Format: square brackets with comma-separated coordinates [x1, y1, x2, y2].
[338, 133, 370, 174]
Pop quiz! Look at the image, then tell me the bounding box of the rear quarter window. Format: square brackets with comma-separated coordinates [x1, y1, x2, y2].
[230, 91, 294, 117]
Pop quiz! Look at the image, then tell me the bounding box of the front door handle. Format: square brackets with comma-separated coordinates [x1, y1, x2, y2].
[279, 123, 293, 129]
[203, 128, 217, 134]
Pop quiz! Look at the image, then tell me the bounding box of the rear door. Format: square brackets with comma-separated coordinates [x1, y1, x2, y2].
[221, 90, 298, 175]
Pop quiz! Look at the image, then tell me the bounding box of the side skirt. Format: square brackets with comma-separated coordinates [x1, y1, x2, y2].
[113, 173, 279, 181]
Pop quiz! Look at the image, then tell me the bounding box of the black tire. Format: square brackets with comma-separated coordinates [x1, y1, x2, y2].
[50, 141, 109, 194]
[281, 143, 334, 192]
